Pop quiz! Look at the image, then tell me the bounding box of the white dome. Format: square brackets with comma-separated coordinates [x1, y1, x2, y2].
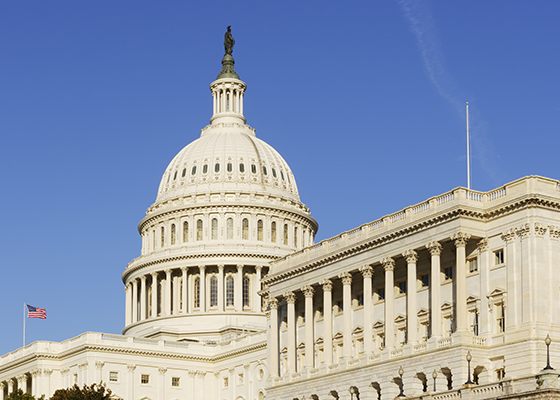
[155, 123, 300, 205]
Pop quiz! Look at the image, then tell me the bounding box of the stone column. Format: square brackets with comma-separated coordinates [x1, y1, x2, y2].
[382, 257, 395, 348]
[427, 242, 442, 338]
[78, 363, 88, 386]
[173, 275, 179, 315]
[125, 283, 132, 326]
[158, 367, 167, 400]
[502, 229, 518, 329]
[518, 224, 533, 323]
[131, 279, 138, 323]
[339, 272, 353, 360]
[127, 364, 136, 400]
[95, 362, 104, 383]
[165, 269, 172, 316]
[0, 382, 5, 400]
[140, 275, 147, 320]
[218, 264, 225, 312]
[181, 267, 188, 314]
[269, 298, 280, 377]
[301, 285, 315, 369]
[199, 265, 206, 312]
[43, 369, 52, 398]
[321, 279, 333, 365]
[31, 370, 40, 397]
[451, 232, 471, 332]
[16, 375, 26, 395]
[254, 266, 263, 312]
[7, 380, 13, 395]
[403, 249, 418, 344]
[151, 272, 158, 318]
[477, 239, 490, 337]
[236, 264, 244, 311]
[360, 265, 374, 356]
[284, 291, 297, 373]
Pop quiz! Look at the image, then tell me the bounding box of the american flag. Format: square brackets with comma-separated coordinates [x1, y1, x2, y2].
[27, 304, 47, 319]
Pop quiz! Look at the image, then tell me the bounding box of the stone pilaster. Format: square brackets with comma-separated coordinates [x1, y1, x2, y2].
[269, 298, 279, 377]
[321, 279, 333, 365]
[360, 265, 374, 355]
[382, 257, 395, 348]
[339, 272, 353, 360]
[284, 291, 297, 373]
[451, 232, 471, 332]
[301, 285, 315, 369]
[427, 241, 442, 338]
[403, 249, 418, 344]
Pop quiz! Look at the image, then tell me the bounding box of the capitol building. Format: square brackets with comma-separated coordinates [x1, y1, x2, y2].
[2, 34, 560, 400]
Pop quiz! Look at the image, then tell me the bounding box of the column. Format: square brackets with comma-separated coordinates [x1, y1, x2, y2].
[78, 363, 88, 386]
[403, 249, 418, 344]
[151, 272, 158, 318]
[140, 275, 147, 320]
[321, 279, 333, 365]
[236, 264, 243, 311]
[199, 265, 206, 312]
[31, 370, 40, 397]
[339, 272, 353, 359]
[382, 257, 395, 348]
[301, 285, 315, 369]
[477, 239, 490, 337]
[16, 375, 26, 395]
[284, 291, 297, 373]
[426, 242, 443, 338]
[502, 229, 518, 329]
[360, 265, 374, 355]
[0, 382, 5, 400]
[165, 269, 172, 316]
[127, 364, 136, 400]
[181, 267, 188, 313]
[173, 275, 179, 315]
[131, 279, 138, 323]
[95, 362, 104, 384]
[158, 367, 167, 400]
[269, 298, 279, 377]
[451, 232, 471, 332]
[254, 266, 263, 312]
[218, 265, 225, 312]
[125, 284, 132, 326]
[7, 380, 13, 395]
[240, 92, 244, 115]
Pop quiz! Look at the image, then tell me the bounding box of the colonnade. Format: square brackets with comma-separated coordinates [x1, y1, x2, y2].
[268, 233, 474, 377]
[125, 265, 264, 325]
[0, 369, 51, 400]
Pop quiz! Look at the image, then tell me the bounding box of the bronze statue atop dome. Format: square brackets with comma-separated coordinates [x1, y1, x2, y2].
[224, 26, 235, 55]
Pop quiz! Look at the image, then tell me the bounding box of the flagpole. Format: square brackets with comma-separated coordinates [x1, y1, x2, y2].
[466, 102, 471, 190]
[23, 303, 26, 347]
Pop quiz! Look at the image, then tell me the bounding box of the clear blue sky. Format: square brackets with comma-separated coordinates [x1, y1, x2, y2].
[1, 1, 559, 356]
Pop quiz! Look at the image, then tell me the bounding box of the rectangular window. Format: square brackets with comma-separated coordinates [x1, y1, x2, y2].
[444, 266, 453, 281]
[377, 333, 385, 350]
[172, 377, 180, 387]
[398, 328, 407, 347]
[109, 371, 119, 382]
[470, 311, 479, 336]
[397, 280, 407, 295]
[377, 287, 385, 301]
[496, 368, 506, 380]
[420, 274, 429, 288]
[420, 323, 430, 342]
[336, 299, 343, 313]
[468, 258, 478, 273]
[141, 374, 150, 384]
[356, 292, 364, 307]
[444, 317, 453, 337]
[494, 249, 504, 265]
[497, 303, 505, 333]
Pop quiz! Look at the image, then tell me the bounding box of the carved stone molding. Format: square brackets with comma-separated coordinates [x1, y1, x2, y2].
[426, 241, 442, 255]
[78, 362, 88, 371]
[320, 279, 333, 291]
[165, 268, 172, 275]
[402, 249, 418, 263]
[95, 361, 104, 370]
[44, 369, 53, 376]
[381, 257, 395, 271]
[451, 232, 471, 247]
[477, 238, 489, 252]
[268, 297, 279, 309]
[197, 370, 207, 377]
[550, 225, 560, 239]
[198, 265, 206, 271]
[501, 228, 516, 243]
[31, 369, 41, 377]
[16, 374, 26, 383]
[301, 285, 314, 297]
[534, 222, 548, 237]
[159, 367, 167, 375]
[338, 272, 352, 285]
[127, 364, 136, 372]
[60, 368, 70, 377]
[181, 266, 189, 272]
[516, 223, 531, 239]
[283, 291, 296, 304]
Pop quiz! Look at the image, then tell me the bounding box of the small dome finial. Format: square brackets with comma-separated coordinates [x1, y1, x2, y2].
[217, 26, 239, 79]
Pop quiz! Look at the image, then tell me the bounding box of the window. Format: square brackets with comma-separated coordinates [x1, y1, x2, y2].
[280, 170, 285, 180]
[263, 166, 267, 175]
[294, 227, 298, 248]
[444, 317, 453, 337]
[398, 328, 407, 347]
[398, 280, 407, 295]
[356, 292, 364, 307]
[251, 164, 257, 173]
[239, 163, 245, 173]
[377, 287, 385, 301]
[182, 168, 186, 177]
[444, 266, 453, 281]
[215, 163, 220, 173]
[468, 258, 478, 273]
[336, 299, 343, 313]
[211, 218, 218, 240]
[202, 164, 208, 174]
[470, 310, 479, 336]
[243, 275, 250, 307]
[377, 333, 385, 350]
[283, 224, 288, 245]
[497, 303, 505, 333]
[74, 374, 78, 384]
[171, 224, 176, 245]
[494, 249, 504, 265]
[141, 374, 150, 384]
[227, 162, 232, 172]
[271, 221, 277, 243]
[420, 274, 429, 288]
[173, 171, 177, 180]
[496, 368, 506, 380]
[257, 220, 263, 241]
[183, 221, 188, 242]
[223, 377, 229, 388]
[152, 230, 156, 250]
[161, 227, 165, 247]
[420, 323, 430, 342]
[242, 218, 249, 240]
[226, 275, 234, 307]
[191, 166, 197, 175]
[172, 377, 180, 387]
[196, 219, 203, 241]
[109, 371, 118, 382]
[227, 218, 233, 239]
[272, 168, 277, 177]
[210, 276, 218, 307]
[194, 277, 200, 308]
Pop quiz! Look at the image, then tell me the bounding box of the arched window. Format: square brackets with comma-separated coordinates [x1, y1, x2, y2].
[303, 229, 307, 247]
[271, 221, 277, 243]
[182, 168, 186, 177]
[191, 166, 197, 175]
[202, 164, 208, 174]
[183, 221, 188, 243]
[243, 275, 250, 308]
[210, 276, 218, 307]
[226, 276, 234, 307]
[227, 218, 234, 239]
[152, 230, 156, 250]
[214, 163, 220, 173]
[171, 224, 176, 245]
[197, 220, 203, 241]
[161, 226, 165, 247]
[284, 224, 289, 245]
[194, 277, 200, 308]
[257, 219, 263, 241]
[211, 218, 218, 240]
[242, 218, 249, 240]
[239, 163, 245, 173]
[227, 162, 232, 172]
[294, 227, 298, 248]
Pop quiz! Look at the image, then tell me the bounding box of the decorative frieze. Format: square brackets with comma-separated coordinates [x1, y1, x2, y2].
[534, 222, 548, 237]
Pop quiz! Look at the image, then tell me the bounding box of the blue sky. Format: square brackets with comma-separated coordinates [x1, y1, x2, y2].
[0, 1, 559, 356]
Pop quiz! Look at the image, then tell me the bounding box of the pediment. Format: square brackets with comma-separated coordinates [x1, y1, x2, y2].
[488, 288, 506, 297]
[353, 326, 364, 335]
[373, 320, 385, 329]
[394, 314, 406, 324]
[297, 342, 305, 349]
[441, 301, 453, 311]
[333, 331, 344, 340]
[315, 337, 324, 345]
[417, 308, 429, 317]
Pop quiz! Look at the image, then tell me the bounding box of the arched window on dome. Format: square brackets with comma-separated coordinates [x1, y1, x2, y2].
[202, 164, 208, 174]
[194, 277, 200, 309]
[161, 227, 165, 247]
[227, 162, 232, 172]
[294, 227, 298, 248]
[271, 221, 277, 243]
[173, 171, 177, 180]
[215, 163, 220, 173]
[239, 163, 245, 173]
[226, 275, 234, 307]
[227, 218, 234, 239]
[257, 220, 263, 241]
[171, 224, 176, 245]
[284, 224, 289, 245]
[211, 218, 218, 240]
[183, 221, 188, 243]
[243, 275, 250, 308]
[191, 166, 197, 175]
[281, 170, 285, 181]
[251, 164, 257, 174]
[210, 276, 218, 308]
[197, 220, 203, 241]
[182, 168, 186, 177]
[263, 166, 267, 175]
[152, 230, 156, 250]
[242, 218, 249, 240]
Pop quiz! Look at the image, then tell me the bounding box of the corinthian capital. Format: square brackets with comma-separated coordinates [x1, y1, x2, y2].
[268, 297, 279, 310]
[283, 291, 296, 304]
[359, 265, 373, 278]
[320, 279, 333, 291]
[381, 257, 395, 271]
[402, 249, 418, 263]
[301, 285, 315, 298]
[451, 232, 471, 247]
[426, 241, 442, 255]
[338, 272, 352, 285]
